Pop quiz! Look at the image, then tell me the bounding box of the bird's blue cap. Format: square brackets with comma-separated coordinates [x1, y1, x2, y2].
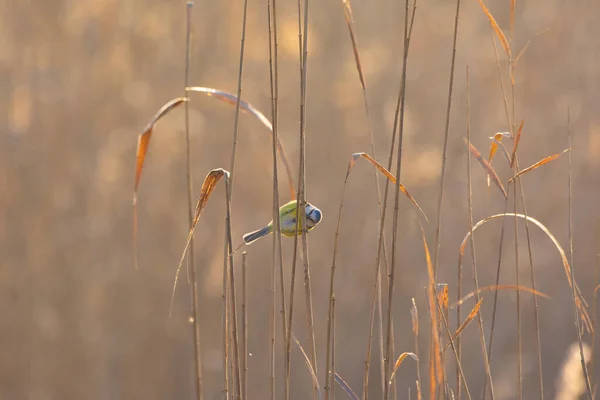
[306, 205, 322, 225]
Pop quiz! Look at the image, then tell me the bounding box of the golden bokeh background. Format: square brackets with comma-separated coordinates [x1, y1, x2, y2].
[2, 0, 600, 398]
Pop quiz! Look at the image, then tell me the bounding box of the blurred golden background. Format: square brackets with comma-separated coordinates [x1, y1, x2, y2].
[2, 0, 600, 398]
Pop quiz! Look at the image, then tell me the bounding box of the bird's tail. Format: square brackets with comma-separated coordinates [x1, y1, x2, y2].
[242, 226, 272, 244]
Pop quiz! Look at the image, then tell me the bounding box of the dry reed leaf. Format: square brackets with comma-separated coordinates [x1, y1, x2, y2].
[340, 0, 365, 90]
[512, 41, 530, 72]
[186, 86, 296, 200]
[170, 168, 229, 315]
[292, 333, 322, 395]
[510, 0, 516, 39]
[476, 0, 510, 57]
[417, 222, 443, 397]
[444, 299, 482, 352]
[458, 213, 592, 332]
[464, 139, 507, 198]
[133, 97, 188, 270]
[348, 152, 428, 222]
[437, 284, 449, 311]
[388, 352, 418, 386]
[488, 132, 508, 165]
[411, 298, 419, 336]
[333, 372, 359, 400]
[450, 284, 550, 309]
[510, 120, 525, 167]
[487, 132, 508, 187]
[508, 148, 569, 183]
[512, 28, 550, 72]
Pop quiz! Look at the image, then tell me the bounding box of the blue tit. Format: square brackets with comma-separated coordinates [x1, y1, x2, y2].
[242, 199, 323, 245]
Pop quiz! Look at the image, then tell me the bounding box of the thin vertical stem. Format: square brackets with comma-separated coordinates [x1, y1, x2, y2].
[224, 180, 242, 399]
[332, 296, 337, 400]
[384, 0, 410, 397]
[242, 252, 248, 400]
[222, 239, 230, 400]
[432, 0, 461, 279]
[466, 65, 495, 400]
[183, 3, 203, 399]
[567, 108, 593, 400]
[591, 219, 600, 383]
[513, 181, 522, 400]
[292, 0, 318, 398]
[266, 0, 287, 398]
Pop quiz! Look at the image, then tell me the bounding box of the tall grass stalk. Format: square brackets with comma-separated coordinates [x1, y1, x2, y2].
[567, 108, 593, 399]
[265, 0, 288, 398]
[384, 0, 410, 397]
[183, 3, 203, 399]
[466, 65, 496, 400]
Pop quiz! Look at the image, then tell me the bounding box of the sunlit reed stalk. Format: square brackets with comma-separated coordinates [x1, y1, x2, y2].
[333, 2, 391, 396]
[225, 180, 242, 399]
[241, 252, 248, 400]
[222, 233, 230, 400]
[592, 219, 600, 382]
[384, 0, 410, 397]
[222, 0, 250, 397]
[331, 296, 337, 400]
[265, 0, 287, 398]
[513, 137, 545, 400]
[567, 108, 593, 399]
[433, 0, 461, 393]
[183, 3, 203, 399]
[290, 0, 319, 398]
[363, 4, 416, 399]
[432, 0, 461, 279]
[466, 65, 495, 400]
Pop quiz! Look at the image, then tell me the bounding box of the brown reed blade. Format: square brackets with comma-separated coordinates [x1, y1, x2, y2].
[417, 222, 443, 398]
[340, 0, 365, 90]
[133, 97, 188, 270]
[388, 352, 418, 386]
[170, 168, 229, 316]
[488, 132, 508, 165]
[509, 120, 524, 167]
[508, 149, 569, 183]
[464, 139, 507, 198]
[476, 0, 510, 57]
[348, 152, 428, 222]
[444, 299, 482, 352]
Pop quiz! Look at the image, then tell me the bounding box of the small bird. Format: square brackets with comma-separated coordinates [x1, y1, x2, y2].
[242, 199, 323, 245]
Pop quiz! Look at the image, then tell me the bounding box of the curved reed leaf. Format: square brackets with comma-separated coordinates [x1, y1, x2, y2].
[450, 284, 550, 309]
[170, 168, 230, 316]
[133, 97, 188, 270]
[186, 86, 296, 200]
[458, 213, 592, 332]
[388, 352, 418, 386]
